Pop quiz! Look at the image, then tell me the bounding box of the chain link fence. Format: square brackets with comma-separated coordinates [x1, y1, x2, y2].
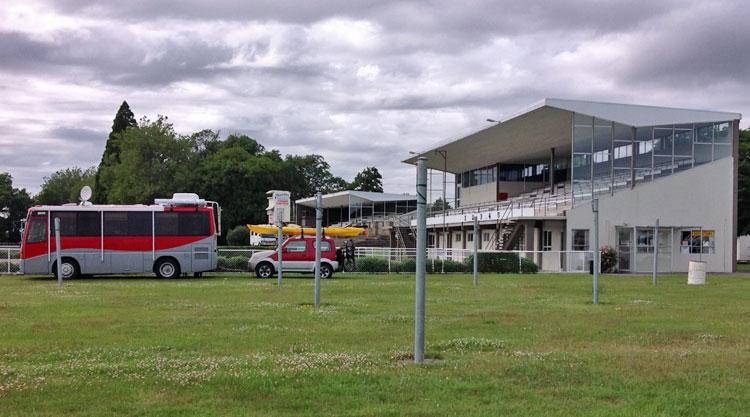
[217, 248, 264, 272]
[0, 246, 21, 274]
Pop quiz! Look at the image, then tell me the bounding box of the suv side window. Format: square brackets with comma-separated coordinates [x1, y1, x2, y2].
[314, 241, 331, 252]
[286, 240, 307, 252]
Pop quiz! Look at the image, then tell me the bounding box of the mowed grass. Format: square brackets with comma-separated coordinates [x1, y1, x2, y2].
[1, 272, 749, 416]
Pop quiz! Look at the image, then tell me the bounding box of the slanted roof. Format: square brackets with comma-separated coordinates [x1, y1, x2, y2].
[295, 191, 417, 209]
[544, 98, 741, 127]
[402, 98, 742, 173]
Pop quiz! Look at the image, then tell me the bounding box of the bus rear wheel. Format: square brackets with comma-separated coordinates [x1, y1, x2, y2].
[155, 258, 181, 279]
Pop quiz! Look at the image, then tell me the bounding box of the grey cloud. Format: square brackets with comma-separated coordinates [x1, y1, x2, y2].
[2, 0, 749, 195]
[0, 29, 236, 86]
[48, 126, 107, 143]
[616, 5, 750, 87]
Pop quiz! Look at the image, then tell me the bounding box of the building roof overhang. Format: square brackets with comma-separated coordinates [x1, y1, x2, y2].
[295, 190, 417, 209]
[402, 98, 742, 173]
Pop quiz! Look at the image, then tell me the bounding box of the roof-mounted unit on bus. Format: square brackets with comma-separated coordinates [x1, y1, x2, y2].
[154, 193, 207, 207]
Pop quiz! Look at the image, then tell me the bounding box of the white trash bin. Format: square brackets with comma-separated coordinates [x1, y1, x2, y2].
[688, 260, 706, 285]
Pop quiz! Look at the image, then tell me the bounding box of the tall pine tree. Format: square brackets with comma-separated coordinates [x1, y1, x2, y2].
[93, 101, 137, 203]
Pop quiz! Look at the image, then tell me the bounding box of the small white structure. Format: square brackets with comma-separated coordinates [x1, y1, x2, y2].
[266, 190, 291, 224]
[737, 235, 750, 263]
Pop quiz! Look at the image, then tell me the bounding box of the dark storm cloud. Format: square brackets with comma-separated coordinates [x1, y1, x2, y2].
[0, 28, 236, 86]
[47, 0, 679, 35]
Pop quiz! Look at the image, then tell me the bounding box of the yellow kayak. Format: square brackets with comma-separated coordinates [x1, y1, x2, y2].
[247, 224, 365, 237]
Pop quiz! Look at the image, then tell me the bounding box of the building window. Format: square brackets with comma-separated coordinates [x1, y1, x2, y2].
[482, 231, 491, 242]
[542, 231, 552, 251]
[636, 228, 654, 253]
[680, 230, 715, 254]
[467, 232, 473, 242]
[455, 233, 461, 242]
[572, 229, 588, 251]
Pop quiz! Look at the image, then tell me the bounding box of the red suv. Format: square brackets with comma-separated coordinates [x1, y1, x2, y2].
[248, 236, 340, 279]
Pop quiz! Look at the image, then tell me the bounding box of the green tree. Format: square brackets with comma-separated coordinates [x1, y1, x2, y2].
[35, 167, 96, 205]
[283, 154, 349, 197]
[93, 101, 137, 203]
[430, 197, 451, 212]
[106, 116, 193, 204]
[738, 129, 750, 234]
[226, 225, 251, 246]
[0, 173, 32, 243]
[350, 166, 383, 192]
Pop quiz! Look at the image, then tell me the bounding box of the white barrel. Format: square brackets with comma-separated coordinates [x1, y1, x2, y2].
[688, 260, 706, 285]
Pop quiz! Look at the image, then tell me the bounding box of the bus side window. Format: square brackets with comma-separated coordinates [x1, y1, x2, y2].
[27, 218, 47, 243]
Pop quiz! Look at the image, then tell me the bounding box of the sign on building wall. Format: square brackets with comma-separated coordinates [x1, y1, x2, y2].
[267, 190, 291, 224]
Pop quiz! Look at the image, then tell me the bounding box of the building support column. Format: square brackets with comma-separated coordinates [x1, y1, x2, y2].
[550, 147, 556, 193]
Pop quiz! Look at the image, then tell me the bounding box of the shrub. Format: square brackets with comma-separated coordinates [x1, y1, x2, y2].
[355, 256, 389, 273]
[428, 259, 467, 273]
[399, 258, 416, 273]
[218, 256, 249, 271]
[463, 252, 521, 273]
[600, 246, 617, 273]
[520, 257, 538, 273]
[226, 225, 251, 246]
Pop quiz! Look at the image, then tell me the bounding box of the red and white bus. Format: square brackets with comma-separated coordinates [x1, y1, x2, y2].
[20, 193, 221, 279]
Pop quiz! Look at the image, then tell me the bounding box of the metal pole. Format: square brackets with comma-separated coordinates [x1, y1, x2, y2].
[473, 216, 478, 286]
[433, 150, 448, 274]
[314, 193, 322, 307]
[415, 157, 427, 364]
[652, 218, 659, 285]
[54, 217, 62, 288]
[592, 199, 599, 304]
[276, 211, 283, 286]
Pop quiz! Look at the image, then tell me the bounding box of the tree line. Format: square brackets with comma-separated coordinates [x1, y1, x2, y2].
[1, 101, 384, 243]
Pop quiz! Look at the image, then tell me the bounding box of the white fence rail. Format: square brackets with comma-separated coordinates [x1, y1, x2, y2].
[1, 246, 594, 275]
[354, 247, 593, 273]
[0, 246, 21, 274]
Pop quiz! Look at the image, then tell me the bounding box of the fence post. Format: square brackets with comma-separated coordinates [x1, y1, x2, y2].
[6, 248, 10, 274]
[54, 217, 62, 288]
[314, 192, 322, 307]
[414, 157, 427, 364]
[592, 199, 599, 305]
[652, 218, 659, 286]
[473, 216, 478, 286]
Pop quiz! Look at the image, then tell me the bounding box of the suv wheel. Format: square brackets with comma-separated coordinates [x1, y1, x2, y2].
[255, 262, 274, 278]
[320, 263, 333, 279]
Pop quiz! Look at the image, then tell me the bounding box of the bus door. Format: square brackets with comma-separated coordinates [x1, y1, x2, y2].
[21, 211, 50, 274]
[103, 211, 146, 274]
[78, 211, 108, 274]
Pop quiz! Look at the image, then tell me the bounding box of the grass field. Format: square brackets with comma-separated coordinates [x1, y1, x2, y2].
[1, 272, 749, 416]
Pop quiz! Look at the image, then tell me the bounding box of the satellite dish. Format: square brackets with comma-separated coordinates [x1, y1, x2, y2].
[80, 186, 92, 203]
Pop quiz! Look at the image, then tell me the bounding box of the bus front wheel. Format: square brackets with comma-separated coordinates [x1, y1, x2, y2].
[155, 258, 181, 279]
[52, 258, 80, 280]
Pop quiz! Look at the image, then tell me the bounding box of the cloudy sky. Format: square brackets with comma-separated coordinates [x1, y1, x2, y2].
[1, 0, 748, 196]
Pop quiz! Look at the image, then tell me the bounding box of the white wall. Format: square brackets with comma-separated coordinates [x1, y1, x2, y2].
[566, 158, 735, 272]
[460, 181, 547, 206]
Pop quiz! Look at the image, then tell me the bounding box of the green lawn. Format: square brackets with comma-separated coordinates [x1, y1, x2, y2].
[1, 272, 749, 416]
